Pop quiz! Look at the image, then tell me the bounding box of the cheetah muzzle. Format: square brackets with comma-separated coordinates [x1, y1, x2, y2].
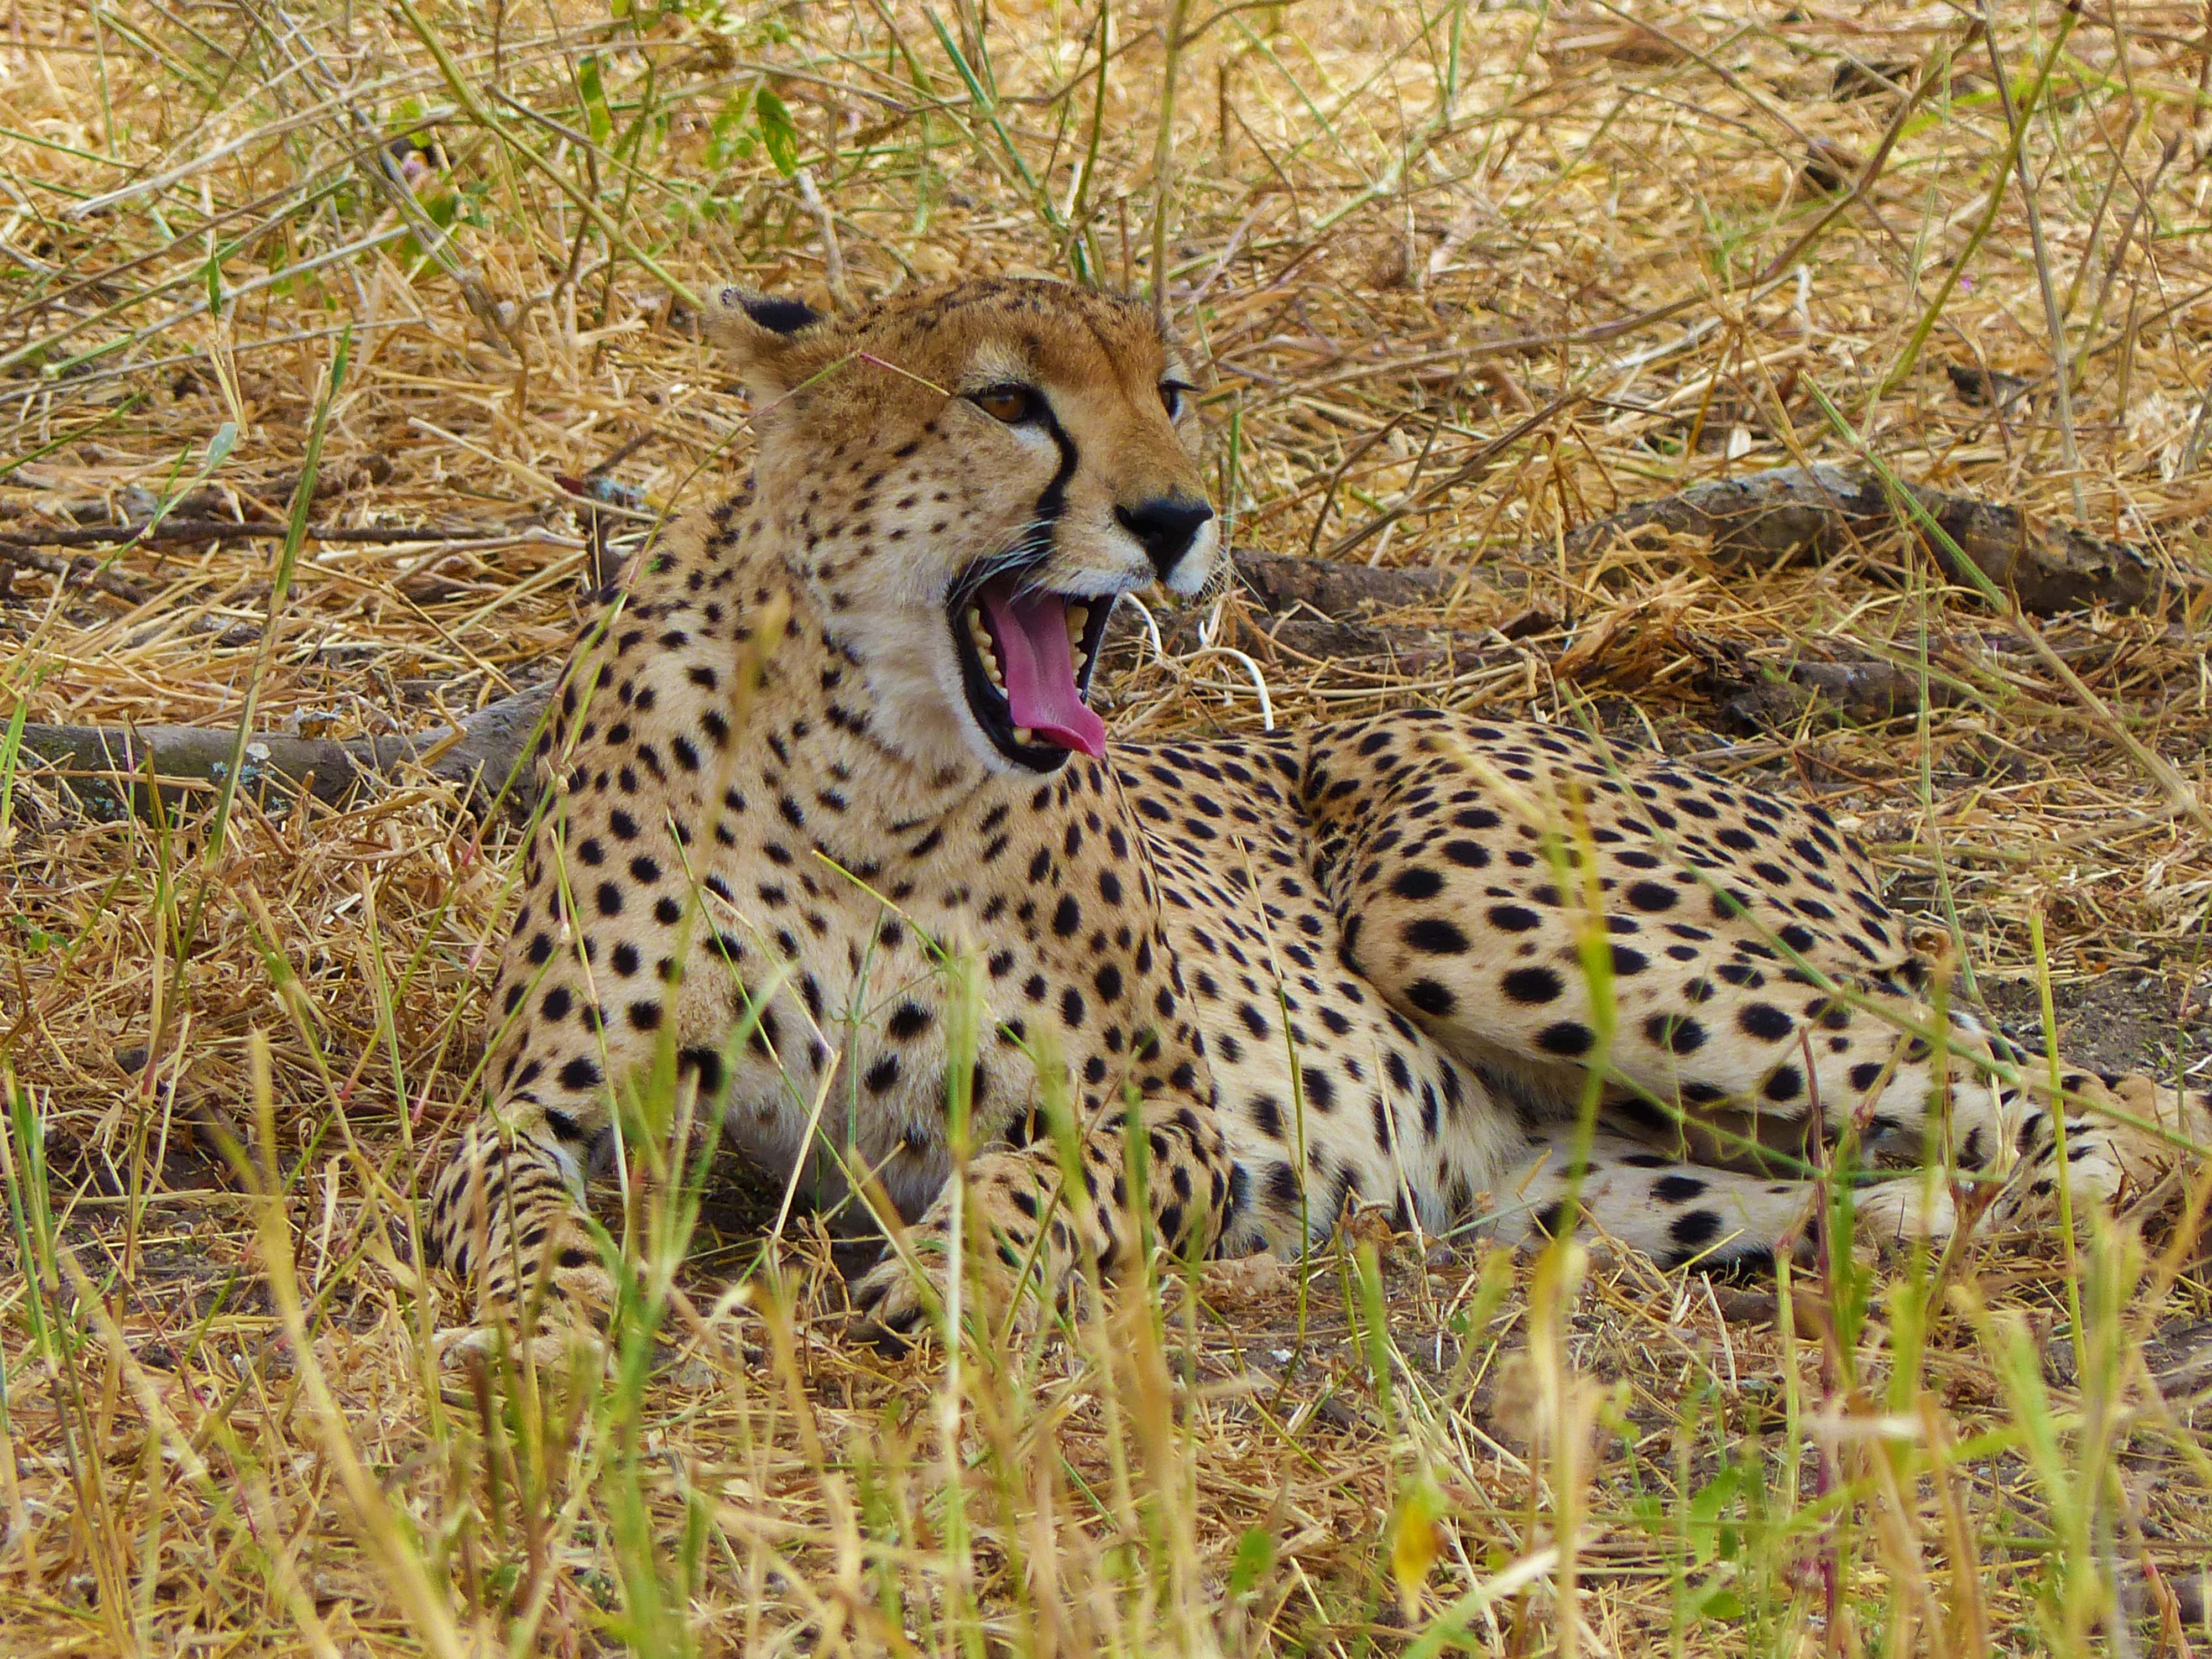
[422, 275, 2211, 1366]
[952, 566, 1117, 765]
[944, 377, 1211, 769]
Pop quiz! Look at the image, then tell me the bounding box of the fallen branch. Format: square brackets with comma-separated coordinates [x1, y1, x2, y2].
[1246, 463, 2190, 621]
[15, 685, 554, 815]
[1213, 540, 2198, 726]
[1233, 547, 1451, 615]
[0, 544, 155, 604]
[1560, 462, 2183, 615]
[0, 517, 544, 550]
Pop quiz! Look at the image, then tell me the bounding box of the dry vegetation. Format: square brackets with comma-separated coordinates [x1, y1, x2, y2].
[2, 0, 2211, 1651]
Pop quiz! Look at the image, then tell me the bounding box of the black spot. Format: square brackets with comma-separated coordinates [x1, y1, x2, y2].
[1402, 917, 1470, 954]
[1536, 1021, 1594, 1057]
[1652, 1174, 1708, 1203]
[1668, 1209, 1724, 1251]
[1625, 880, 1677, 912]
[679, 1048, 726, 1094]
[887, 1002, 932, 1040]
[1488, 904, 1543, 932]
[1738, 1003, 1793, 1041]
[1390, 867, 1445, 901]
[864, 1055, 900, 1094]
[1644, 1013, 1705, 1053]
[1405, 979, 1457, 1017]
[1501, 967, 1563, 1004]
[558, 1057, 601, 1092]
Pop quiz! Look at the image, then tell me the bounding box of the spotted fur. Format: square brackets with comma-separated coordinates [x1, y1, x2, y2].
[424, 278, 2210, 1355]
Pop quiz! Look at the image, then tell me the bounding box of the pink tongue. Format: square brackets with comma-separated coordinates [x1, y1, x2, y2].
[980, 580, 1107, 758]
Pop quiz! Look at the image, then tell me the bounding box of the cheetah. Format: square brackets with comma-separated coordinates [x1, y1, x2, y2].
[425, 277, 2210, 1355]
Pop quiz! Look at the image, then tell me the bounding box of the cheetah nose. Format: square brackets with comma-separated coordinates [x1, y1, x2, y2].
[1115, 494, 1214, 583]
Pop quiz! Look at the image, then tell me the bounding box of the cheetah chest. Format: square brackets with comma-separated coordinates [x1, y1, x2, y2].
[681, 817, 1196, 1227]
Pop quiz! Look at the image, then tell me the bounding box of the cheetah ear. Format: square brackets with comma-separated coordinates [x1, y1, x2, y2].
[705, 286, 825, 401]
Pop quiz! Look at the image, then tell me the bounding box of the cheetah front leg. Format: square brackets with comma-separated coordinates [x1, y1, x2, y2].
[426, 807, 753, 1364]
[425, 1115, 616, 1368]
[1494, 1132, 1961, 1267]
[850, 1098, 1230, 1345]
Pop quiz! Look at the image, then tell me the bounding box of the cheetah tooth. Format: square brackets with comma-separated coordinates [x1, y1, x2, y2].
[966, 607, 1004, 684]
[1065, 603, 1088, 645]
[1013, 725, 1035, 745]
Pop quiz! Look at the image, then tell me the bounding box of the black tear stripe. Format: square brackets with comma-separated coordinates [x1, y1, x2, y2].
[1028, 397, 1080, 544]
[943, 393, 1099, 774]
[948, 393, 1082, 609]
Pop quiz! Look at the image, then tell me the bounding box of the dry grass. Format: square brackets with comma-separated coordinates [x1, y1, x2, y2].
[1, 0, 2210, 1651]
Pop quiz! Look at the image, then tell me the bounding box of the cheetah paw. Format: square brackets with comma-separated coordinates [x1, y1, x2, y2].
[1852, 1175, 1958, 1250]
[848, 1250, 941, 1353]
[432, 1319, 606, 1374]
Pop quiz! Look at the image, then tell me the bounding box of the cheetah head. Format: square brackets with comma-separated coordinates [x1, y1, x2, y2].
[708, 278, 1216, 776]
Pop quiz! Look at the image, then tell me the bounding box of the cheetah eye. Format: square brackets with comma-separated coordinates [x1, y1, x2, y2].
[1159, 379, 1196, 419]
[971, 383, 1041, 425]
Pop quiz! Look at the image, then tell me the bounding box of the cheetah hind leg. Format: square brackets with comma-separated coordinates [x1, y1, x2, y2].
[1496, 1133, 1959, 1270]
[1976, 1070, 2212, 1237]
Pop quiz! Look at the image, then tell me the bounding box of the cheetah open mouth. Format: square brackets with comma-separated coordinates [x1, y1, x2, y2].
[950, 571, 1115, 766]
